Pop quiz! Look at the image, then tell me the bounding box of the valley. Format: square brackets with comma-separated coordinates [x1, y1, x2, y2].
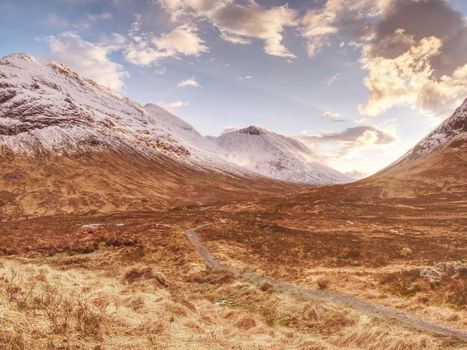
[0, 53, 465, 349]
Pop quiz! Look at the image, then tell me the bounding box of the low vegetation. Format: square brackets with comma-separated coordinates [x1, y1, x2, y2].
[0, 204, 465, 349]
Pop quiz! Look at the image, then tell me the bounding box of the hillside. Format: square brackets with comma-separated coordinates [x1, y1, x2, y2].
[0, 54, 301, 218]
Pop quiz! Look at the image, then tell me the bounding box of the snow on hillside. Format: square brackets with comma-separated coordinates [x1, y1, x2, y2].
[0, 53, 349, 185]
[0, 53, 237, 173]
[210, 126, 350, 184]
[393, 98, 467, 166]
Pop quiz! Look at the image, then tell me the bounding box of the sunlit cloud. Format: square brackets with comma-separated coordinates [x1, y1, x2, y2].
[297, 124, 399, 176]
[124, 15, 208, 66]
[178, 78, 200, 88]
[158, 0, 298, 59]
[45, 31, 128, 91]
[156, 100, 188, 112]
[359, 0, 467, 118]
[322, 111, 344, 122]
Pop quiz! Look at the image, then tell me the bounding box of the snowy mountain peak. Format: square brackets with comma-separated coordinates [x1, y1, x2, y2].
[2, 53, 36, 64]
[211, 125, 350, 184]
[236, 125, 268, 136]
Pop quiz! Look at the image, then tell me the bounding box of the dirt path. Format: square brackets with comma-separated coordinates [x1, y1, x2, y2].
[186, 224, 222, 272]
[185, 224, 467, 343]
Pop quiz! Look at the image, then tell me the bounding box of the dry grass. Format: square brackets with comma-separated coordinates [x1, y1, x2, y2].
[0, 209, 465, 349]
[1, 256, 463, 350]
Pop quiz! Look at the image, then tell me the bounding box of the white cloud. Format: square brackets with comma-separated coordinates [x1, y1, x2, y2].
[300, 126, 395, 150]
[154, 66, 167, 75]
[360, 34, 467, 118]
[124, 22, 208, 65]
[158, 0, 228, 20]
[159, 0, 298, 59]
[300, 0, 390, 57]
[87, 12, 113, 22]
[46, 32, 127, 91]
[357, 0, 467, 118]
[299, 0, 467, 119]
[156, 100, 188, 112]
[323, 72, 340, 86]
[298, 124, 399, 175]
[178, 78, 199, 88]
[212, 3, 298, 59]
[153, 25, 207, 56]
[323, 111, 344, 121]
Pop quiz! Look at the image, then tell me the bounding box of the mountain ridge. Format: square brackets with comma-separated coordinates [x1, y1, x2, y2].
[0, 52, 348, 185]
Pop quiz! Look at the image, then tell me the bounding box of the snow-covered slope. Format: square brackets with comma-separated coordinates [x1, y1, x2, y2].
[0, 53, 348, 186]
[0, 53, 233, 173]
[393, 98, 467, 166]
[210, 126, 350, 184]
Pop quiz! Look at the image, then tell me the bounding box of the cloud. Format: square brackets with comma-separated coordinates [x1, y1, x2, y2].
[178, 78, 199, 88]
[45, 32, 127, 91]
[299, 126, 395, 153]
[359, 0, 467, 117]
[42, 11, 112, 30]
[297, 124, 398, 175]
[323, 111, 344, 122]
[300, 0, 390, 57]
[323, 73, 340, 86]
[124, 19, 208, 65]
[153, 25, 207, 56]
[158, 0, 228, 19]
[158, 0, 298, 59]
[42, 13, 70, 28]
[211, 3, 298, 59]
[156, 100, 188, 112]
[360, 35, 442, 116]
[301, 0, 467, 118]
[87, 12, 113, 22]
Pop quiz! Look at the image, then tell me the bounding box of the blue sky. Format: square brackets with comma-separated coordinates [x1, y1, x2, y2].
[1, 0, 466, 175]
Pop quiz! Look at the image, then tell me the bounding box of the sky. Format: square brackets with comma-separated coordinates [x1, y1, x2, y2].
[1, 0, 466, 176]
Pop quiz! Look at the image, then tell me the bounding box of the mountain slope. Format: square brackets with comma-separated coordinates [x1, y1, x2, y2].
[209, 126, 350, 184]
[360, 98, 467, 198]
[391, 98, 466, 166]
[0, 53, 236, 172]
[0, 53, 302, 217]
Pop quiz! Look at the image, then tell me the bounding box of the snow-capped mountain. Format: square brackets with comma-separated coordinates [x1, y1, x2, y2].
[209, 126, 350, 184]
[0, 53, 349, 186]
[0, 53, 236, 173]
[393, 98, 466, 166]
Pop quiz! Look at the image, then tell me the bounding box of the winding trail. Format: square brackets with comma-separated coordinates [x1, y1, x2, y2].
[185, 224, 467, 343]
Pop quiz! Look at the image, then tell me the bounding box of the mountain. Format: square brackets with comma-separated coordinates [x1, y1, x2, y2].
[360, 98, 467, 198]
[208, 126, 350, 184]
[391, 98, 466, 166]
[0, 53, 235, 172]
[250, 99, 467, 220]
[0, 53, 300, 217]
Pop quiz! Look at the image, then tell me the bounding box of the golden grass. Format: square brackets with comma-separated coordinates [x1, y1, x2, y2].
[1, 257, 463, 350]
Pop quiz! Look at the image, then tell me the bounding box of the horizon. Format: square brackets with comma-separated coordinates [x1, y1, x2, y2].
[1, 0, 466, 176]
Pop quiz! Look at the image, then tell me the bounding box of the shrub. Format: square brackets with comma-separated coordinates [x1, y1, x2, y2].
[316, 277, 329, 290]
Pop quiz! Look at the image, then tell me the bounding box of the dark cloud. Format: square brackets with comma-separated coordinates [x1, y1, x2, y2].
[369, 0, 467, 76]
[301, 126, 395, 144]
